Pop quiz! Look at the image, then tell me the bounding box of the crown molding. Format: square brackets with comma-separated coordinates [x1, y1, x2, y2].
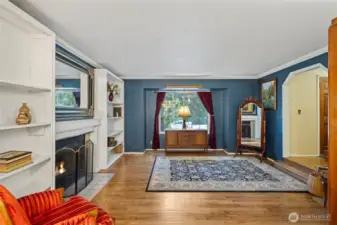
[120, 75, 256, 80]
[56, 37, 102, 68]
[256, 46, 328, 79]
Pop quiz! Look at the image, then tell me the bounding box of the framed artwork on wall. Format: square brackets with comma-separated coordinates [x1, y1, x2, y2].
[261, 78, 277, 110]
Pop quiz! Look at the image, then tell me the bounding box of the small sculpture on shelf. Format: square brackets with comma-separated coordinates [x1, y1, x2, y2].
[16, 103, 32, 125]
[107, 82, 120, 102]
[108, 137, 118, 147]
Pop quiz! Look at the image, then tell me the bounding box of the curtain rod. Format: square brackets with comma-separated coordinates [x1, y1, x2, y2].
[157, 88, 211, 93]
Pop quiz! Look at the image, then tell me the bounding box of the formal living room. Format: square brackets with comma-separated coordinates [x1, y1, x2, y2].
[0, 0, 336, 225]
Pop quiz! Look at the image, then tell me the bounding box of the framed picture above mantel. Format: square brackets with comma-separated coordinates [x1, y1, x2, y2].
[261, 78, 277, 110]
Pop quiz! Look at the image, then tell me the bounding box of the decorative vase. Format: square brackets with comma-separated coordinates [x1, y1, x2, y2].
[16, 111, 29, 125]
[19, 103, 32, 123]
[108, 92, 114, 102]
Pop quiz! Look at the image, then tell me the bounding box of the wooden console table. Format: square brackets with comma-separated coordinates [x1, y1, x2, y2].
[165, 129, 208, 152]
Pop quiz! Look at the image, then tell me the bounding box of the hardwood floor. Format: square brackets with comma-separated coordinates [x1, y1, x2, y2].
[92, 151, 328, 225]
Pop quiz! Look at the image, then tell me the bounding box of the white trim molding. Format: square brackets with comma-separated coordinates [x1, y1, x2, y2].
[55, 119, 101, 140]
[123, 152, 144, 154]
[145, 148, 225, 152]
[56, 37, 102, 68]
[121, 75, 256, 80]
[145, 149, 166, 151]
[257, 46, 328, 79]
[288, 154, 322, 157]
[223, 149, 256, 156]
[282, 63, 328, 158]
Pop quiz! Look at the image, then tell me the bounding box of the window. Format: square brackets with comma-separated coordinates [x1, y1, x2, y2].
[55, 44, 95, 121]
[160, 92, 209, 132]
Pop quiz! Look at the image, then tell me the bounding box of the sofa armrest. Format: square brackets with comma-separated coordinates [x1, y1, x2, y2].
[53, 209, 98, 225]
[17, 188, 64, 222]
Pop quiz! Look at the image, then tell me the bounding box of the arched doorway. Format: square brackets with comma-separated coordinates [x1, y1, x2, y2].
[282, 63, 328, 158]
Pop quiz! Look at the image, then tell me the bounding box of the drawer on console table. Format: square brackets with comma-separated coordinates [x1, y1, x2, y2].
[165, 129, 208, 151]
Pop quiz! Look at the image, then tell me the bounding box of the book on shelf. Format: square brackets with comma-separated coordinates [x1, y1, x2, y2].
[0, 150, 32, 164]
[0, 159, 33, 173]
[0, 155, 32, 168]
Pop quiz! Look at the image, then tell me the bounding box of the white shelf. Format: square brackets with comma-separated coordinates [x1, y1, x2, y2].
[0, 154, 51, 181]
[108, 130, 123, 137]
[107, 141, 123, 152]
[0, 123, 51, 131]
[107, 153, 122, 168]
[0, 80, 51, 92]
[108, 117, 124, 120]
[95, 69, 124, 171]
[107, 101, 124, 105]
[0, 0, 55, 197]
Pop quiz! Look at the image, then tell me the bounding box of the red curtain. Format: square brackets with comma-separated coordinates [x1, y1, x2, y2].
[197, 92, 216, 149]
[152, 92, 166, 149]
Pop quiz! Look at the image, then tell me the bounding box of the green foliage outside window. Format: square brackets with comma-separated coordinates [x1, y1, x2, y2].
[160, 92, 208, 131]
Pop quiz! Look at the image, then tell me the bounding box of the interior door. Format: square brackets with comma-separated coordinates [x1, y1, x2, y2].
[320, 77, 329, 156]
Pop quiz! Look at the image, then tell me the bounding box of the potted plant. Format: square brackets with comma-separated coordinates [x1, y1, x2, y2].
[107, 82, 119, 102]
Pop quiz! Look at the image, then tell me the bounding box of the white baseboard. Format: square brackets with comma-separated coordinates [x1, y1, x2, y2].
[145, 148, 225, 152]
[123, 152, 144, 154]
[288, 154, 320, 157]
[145, 149, 166, 151]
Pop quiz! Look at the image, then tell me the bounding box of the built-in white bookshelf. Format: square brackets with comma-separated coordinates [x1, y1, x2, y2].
[95, 69, 124, 171]
[0, 0, 55, 198]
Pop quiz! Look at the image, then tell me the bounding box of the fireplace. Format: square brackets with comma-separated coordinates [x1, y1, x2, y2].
[55, 134, 94, 197]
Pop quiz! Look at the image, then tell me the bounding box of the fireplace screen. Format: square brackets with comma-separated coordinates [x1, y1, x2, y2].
[55, 134, 94, 197]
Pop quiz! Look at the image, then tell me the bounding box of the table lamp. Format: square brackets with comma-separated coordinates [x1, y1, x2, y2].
[178, 105, 191, 129]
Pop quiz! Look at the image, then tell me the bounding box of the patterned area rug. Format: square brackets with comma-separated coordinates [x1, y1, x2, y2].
[146, 156, 308, 192]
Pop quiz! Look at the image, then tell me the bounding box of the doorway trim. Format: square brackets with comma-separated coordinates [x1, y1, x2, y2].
[282, 63, 328, 158]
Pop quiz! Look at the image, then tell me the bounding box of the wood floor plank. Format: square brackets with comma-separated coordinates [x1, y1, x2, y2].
[92, 152, 328, 225]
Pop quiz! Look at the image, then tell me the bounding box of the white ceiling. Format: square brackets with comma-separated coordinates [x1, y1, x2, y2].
[12, 0, 337, 79]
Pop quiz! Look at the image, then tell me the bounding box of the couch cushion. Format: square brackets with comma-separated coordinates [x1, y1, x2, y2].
[0, 197, 13, 225]
[18, 188, 64, 221]
[32, 196, 113, 225]
[0, 185, 31, 225]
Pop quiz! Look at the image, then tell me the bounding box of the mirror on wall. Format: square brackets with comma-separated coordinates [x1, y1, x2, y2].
[55, 60, 88, 109]
[236, 97, 266, 162]
[55, 44, 95, 121]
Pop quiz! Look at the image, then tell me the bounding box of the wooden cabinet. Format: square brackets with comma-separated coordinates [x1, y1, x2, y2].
[165, 129, 208, 151]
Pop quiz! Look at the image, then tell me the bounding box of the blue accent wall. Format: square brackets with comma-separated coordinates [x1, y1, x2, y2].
[258, 53, 328, 160]
[125, 80, 259, 152]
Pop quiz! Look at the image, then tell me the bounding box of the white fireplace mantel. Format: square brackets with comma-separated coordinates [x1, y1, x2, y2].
[56, 119, 101, 140]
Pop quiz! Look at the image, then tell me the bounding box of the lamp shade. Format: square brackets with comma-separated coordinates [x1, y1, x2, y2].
[178, 106, 191, 119]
